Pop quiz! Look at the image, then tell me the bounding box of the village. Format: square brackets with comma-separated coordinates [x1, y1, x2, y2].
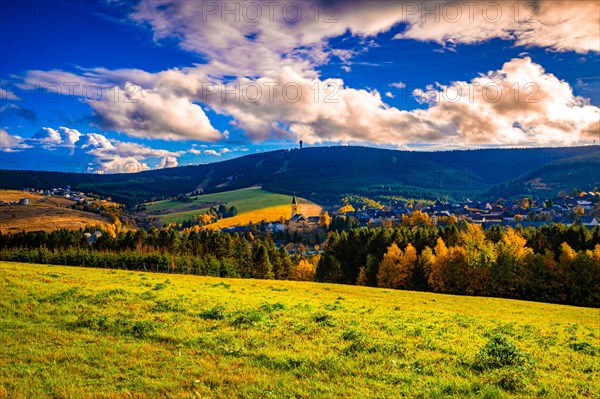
[0, 186, 87, 207]
[5, 186, 599, 234]
[222, 190, 600, 235]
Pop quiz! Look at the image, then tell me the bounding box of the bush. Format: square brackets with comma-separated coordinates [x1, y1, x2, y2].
[312, 312, 336, 327]
[231, 310, 264, 326]
[473, 335, 531, 371]
[199, 306, 226, 320]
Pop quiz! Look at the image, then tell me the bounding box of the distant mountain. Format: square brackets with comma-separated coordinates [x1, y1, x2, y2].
[1, 146, 598, 206]
[485, 151, 600, 199]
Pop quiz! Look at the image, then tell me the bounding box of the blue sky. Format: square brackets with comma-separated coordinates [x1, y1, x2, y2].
[1, 0, 599, 173]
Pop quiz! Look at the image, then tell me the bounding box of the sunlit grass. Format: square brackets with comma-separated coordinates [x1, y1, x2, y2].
[0, 261, 598, 398]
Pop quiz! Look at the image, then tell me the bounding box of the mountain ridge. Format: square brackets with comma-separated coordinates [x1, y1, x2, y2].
[1, 145, 598, 205]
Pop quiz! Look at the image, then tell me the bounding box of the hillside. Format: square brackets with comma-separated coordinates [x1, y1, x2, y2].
[1, 146, 598, 205]
[1, 261, 598, 398]
[486, 152, 600, 198]
[0, 190, 110, 232]
[140, 187, 322, 228]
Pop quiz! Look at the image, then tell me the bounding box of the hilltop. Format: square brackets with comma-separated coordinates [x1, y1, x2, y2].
[1, 146, 598, 206]
[1, 261, 598, 398]
[0, 190, 111, 232]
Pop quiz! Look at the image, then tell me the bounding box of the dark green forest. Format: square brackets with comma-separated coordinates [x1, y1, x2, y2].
[2, 146, 598, 206]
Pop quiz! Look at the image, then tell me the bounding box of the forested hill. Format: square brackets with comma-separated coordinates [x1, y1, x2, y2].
[1, 145, 598, 205]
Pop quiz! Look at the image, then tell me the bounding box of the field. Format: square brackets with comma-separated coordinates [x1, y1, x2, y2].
[141, 187, 322, 228]
[0, 190, 110, 232]
[1, 262, 598, 398]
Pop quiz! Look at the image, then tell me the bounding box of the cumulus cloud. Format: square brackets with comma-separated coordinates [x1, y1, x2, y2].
[385, 92, 395, 98]
[23, 70, 222, 142]
[156, 156, 178, 169]
[394, 1, 600, 54]
[414, 57, 600, 145]
[203, 149, 221, 156]
[202, 58, 598, 147]
[91, 84, 222, 141]
[2, 127, 185, 173]
[1, 129, 31, 152]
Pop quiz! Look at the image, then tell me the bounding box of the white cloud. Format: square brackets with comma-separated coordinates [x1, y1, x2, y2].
[156, 156, 178, 169]
[189, 148, 202, 155]
[203, 58, 599, 147]
[0, 88, 19, 100]
[0, 129, 30, 152]
[385, 92, 394, 98]
[91, 84, 222, 141]
[394, 1, 600, 54]
[5, 126, 186, 173]
[13, 0, 600, 150]
[412, 57, 600, 146]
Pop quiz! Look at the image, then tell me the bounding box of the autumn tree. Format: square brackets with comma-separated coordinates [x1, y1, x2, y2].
[377, 243, 403, 288]
[290, 259, 316, 281]
[319, 211, 331, 228]
[356, 266, 367, 285]
[377, 243, 417, 289]
[426, 238, 448, 292]
[493, 228, 532, 297]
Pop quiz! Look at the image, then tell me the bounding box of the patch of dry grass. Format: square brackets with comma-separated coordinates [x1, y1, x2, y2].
[0, 190, 110, 232]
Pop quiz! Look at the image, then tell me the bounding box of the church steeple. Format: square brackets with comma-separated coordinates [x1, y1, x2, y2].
[291, 194, 300, 216]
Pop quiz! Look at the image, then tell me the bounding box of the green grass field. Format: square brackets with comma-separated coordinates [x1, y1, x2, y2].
[143, 187, 321, 226]
[1, 261, 598, 398]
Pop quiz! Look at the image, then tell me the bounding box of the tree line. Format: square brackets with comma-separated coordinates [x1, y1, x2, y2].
[316, 223, 599, 307]
[0, 228, 298, 280]
[1, 222, 598, 307]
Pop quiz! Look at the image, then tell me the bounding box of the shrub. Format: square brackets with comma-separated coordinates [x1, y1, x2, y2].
[199, 306, 226, 320]
[568, 341, 597, 355]
[312, 312, 336, 327]
[231, 310, 264, 326]
[473, 335, 530, 371]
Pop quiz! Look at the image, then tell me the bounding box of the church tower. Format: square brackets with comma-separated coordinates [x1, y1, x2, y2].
[291, 194, 301, 216]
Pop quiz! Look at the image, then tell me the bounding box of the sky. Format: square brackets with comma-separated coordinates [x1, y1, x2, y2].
[0, 0, 599, 173]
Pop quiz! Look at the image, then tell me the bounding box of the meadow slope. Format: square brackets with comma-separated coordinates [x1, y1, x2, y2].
[0, 190, 110, 232]
[0, 262, 598, 398]
[141, 187, 322, 227]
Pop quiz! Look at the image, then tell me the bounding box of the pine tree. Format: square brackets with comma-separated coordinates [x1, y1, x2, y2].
[278, 246, 293, 279]
[253, 244, 274, 279]
[315, 253, 342, 283]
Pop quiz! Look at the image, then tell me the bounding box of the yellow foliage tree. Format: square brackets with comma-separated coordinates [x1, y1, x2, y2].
[377, 243, 417, 289]
[559, 242, 576, 267]
[319, 211, 331, 228]
[377, 243, 403, 288]
[289, 259, 316, 281]
[427, 238, 448, 292]
[337, 204, 355, 215]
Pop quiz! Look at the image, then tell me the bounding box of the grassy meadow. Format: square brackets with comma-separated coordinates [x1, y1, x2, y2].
[142, 187, 322, 227]
[1, 261, 598, 398]
[0, 190, 110, 233]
